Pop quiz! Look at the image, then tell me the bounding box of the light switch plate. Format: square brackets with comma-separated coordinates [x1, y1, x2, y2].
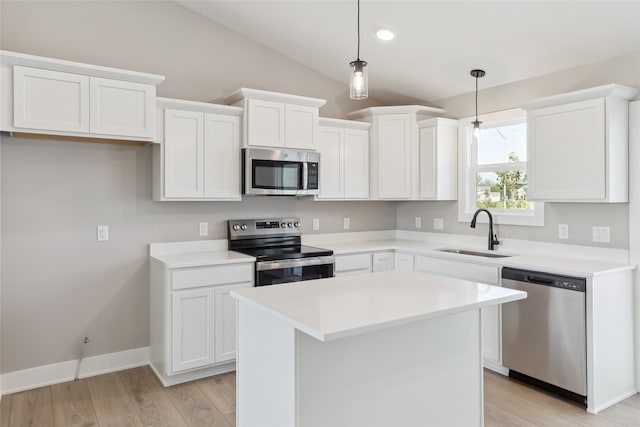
[558, 224, 569, 240]
[343, 218, 351, 230]
[592, 226, 610, 243]
[312, 218, 320, 231]
[199, 222, 208, 237]
[97, 225, 109, 242]
[433, 218, 444, 230]
[415, 217, 422, 228]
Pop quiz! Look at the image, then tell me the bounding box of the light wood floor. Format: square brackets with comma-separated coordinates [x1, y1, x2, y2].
[1, 366, 638, 426]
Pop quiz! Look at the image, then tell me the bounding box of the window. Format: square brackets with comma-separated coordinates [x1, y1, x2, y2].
[458, 108, 544, 226]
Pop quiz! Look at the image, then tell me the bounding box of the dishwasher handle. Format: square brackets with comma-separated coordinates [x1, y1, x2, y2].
[525, 275, 554, 285]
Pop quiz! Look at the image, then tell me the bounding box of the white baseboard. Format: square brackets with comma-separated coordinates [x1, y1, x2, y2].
[1, 347, 149, 395]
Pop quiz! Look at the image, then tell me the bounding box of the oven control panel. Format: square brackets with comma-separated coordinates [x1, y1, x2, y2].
[228, 217, 302, 239]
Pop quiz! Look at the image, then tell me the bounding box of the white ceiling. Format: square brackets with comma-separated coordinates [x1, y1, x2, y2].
[177, 1, 640, 104]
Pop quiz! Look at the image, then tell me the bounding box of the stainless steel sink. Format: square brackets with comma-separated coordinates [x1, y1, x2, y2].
[436, 248, 513, 258]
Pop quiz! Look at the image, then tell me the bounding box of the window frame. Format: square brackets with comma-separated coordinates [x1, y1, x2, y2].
[457, 108, 544, 227]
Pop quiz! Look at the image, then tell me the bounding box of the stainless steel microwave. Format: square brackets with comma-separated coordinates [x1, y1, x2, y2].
[243, 148, 320, 196]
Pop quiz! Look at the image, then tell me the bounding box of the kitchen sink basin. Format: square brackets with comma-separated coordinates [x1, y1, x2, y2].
[436, 248, 513, 258]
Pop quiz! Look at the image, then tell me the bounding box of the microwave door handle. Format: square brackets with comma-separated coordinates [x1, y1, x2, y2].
[302, 162, 308, 190]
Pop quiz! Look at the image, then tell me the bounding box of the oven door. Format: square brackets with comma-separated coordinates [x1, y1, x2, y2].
[256, 256, 334, 286]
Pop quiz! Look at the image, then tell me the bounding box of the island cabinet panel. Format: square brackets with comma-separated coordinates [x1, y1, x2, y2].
[414, 255, 502, 369]
[153, 98, 243, 201]
[522, 84, 637, 202]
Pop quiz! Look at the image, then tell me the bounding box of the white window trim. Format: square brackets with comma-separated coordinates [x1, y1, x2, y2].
[457, 108, 544, 227]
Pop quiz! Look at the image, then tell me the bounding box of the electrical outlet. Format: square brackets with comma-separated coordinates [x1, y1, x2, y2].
[199, 222, 208, 237]
[97, 225, 109, 242]
[433, 218, 444, 230]
[558, 224, 569, 240]
[343, 218, 351, 230]
[415, 217, 422, 228]
[312, 218, 320, 231]
[592, 226, 610, 243]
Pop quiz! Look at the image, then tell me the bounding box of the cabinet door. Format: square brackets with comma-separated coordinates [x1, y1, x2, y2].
[285, 104, 317, 149]
[203, 113, 241, 199]
[13, 66, 90, 133]
[247, 99, 284, 147]
[317, 126, 344, 199]
[163, 109, 204, 198]
[372, 252, 395, 272]
[344, 129, 369, 199]
[214, 282, 252, 363]
[376, 114, 412, 199]
[172, 288, 215, 372]
[90, 77, 155, 138]
[528, 98, 606, 200]
[394, 253, 414, 271]
[419, 126, 437, 199]
[482, 305, 500, 362]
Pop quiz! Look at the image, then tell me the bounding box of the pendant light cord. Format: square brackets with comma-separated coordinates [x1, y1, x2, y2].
[356, 0, 361, 60]
[475, 75, 479, 122]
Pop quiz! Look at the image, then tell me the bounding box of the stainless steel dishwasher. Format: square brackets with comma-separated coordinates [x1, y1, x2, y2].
[501, 267, 587, 406]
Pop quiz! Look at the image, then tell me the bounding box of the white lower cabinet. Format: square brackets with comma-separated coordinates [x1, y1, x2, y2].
[334, 253, 372, 277]
[394, 253, 415, 271]
[150, 260, 254, 386]
[414, 255, 502, 369]
[372, 252, 395, 272]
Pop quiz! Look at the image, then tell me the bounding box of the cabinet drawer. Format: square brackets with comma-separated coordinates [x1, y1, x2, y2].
[335, 253, 372, 273]
[172, 263, 253, 290]
[414, 256, 499, 285]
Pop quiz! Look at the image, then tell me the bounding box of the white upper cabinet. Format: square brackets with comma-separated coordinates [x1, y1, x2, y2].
[522, 84, 638, 203]
[1, 50, 164, 143]
[225, 87, 325, 150]
[349, 105, 445, 200]
[153, 97, 243, 201]
[317, 118, 370, 200]
[89, 77, 155, 138]
[418, 118, 458, 200]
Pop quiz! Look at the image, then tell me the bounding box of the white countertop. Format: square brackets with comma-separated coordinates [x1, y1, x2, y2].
[325, 238, 634, 277]
[151, 250, 255, 268]
[231, 270, 526, 342]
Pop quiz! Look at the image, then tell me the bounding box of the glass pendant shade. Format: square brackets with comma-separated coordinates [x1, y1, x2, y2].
[350, 60, 368, 100]
[472, 120, 482, 138]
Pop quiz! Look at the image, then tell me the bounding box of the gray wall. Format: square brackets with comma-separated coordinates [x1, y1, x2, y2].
[0, 0, 392, 374]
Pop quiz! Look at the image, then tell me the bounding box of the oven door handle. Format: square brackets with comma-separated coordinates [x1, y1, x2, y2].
[257, 256, 335, 271]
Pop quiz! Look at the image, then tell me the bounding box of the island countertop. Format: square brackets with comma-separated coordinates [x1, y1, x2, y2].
[231, 270, 526, 342]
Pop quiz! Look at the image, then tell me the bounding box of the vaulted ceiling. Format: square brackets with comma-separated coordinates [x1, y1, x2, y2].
[177, 1, 640, 104]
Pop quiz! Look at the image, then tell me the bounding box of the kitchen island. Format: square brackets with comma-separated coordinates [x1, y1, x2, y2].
[231, 270, 526, 427]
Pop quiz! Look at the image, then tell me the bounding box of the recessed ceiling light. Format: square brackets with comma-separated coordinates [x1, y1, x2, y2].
[376, 29, 395, 41]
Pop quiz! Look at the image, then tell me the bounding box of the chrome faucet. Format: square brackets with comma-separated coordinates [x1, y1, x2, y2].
[470, 209, 500, 251]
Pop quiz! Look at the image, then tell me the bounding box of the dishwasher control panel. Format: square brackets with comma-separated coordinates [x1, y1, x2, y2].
[502, 267, 586, 292]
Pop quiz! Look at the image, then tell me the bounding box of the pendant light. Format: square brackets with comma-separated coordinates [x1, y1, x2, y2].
[349, 0, 368, 100]
[470, 69, 485, 138]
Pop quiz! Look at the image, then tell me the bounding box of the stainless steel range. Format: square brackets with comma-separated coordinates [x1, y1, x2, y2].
[228, 217, 334, 287]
